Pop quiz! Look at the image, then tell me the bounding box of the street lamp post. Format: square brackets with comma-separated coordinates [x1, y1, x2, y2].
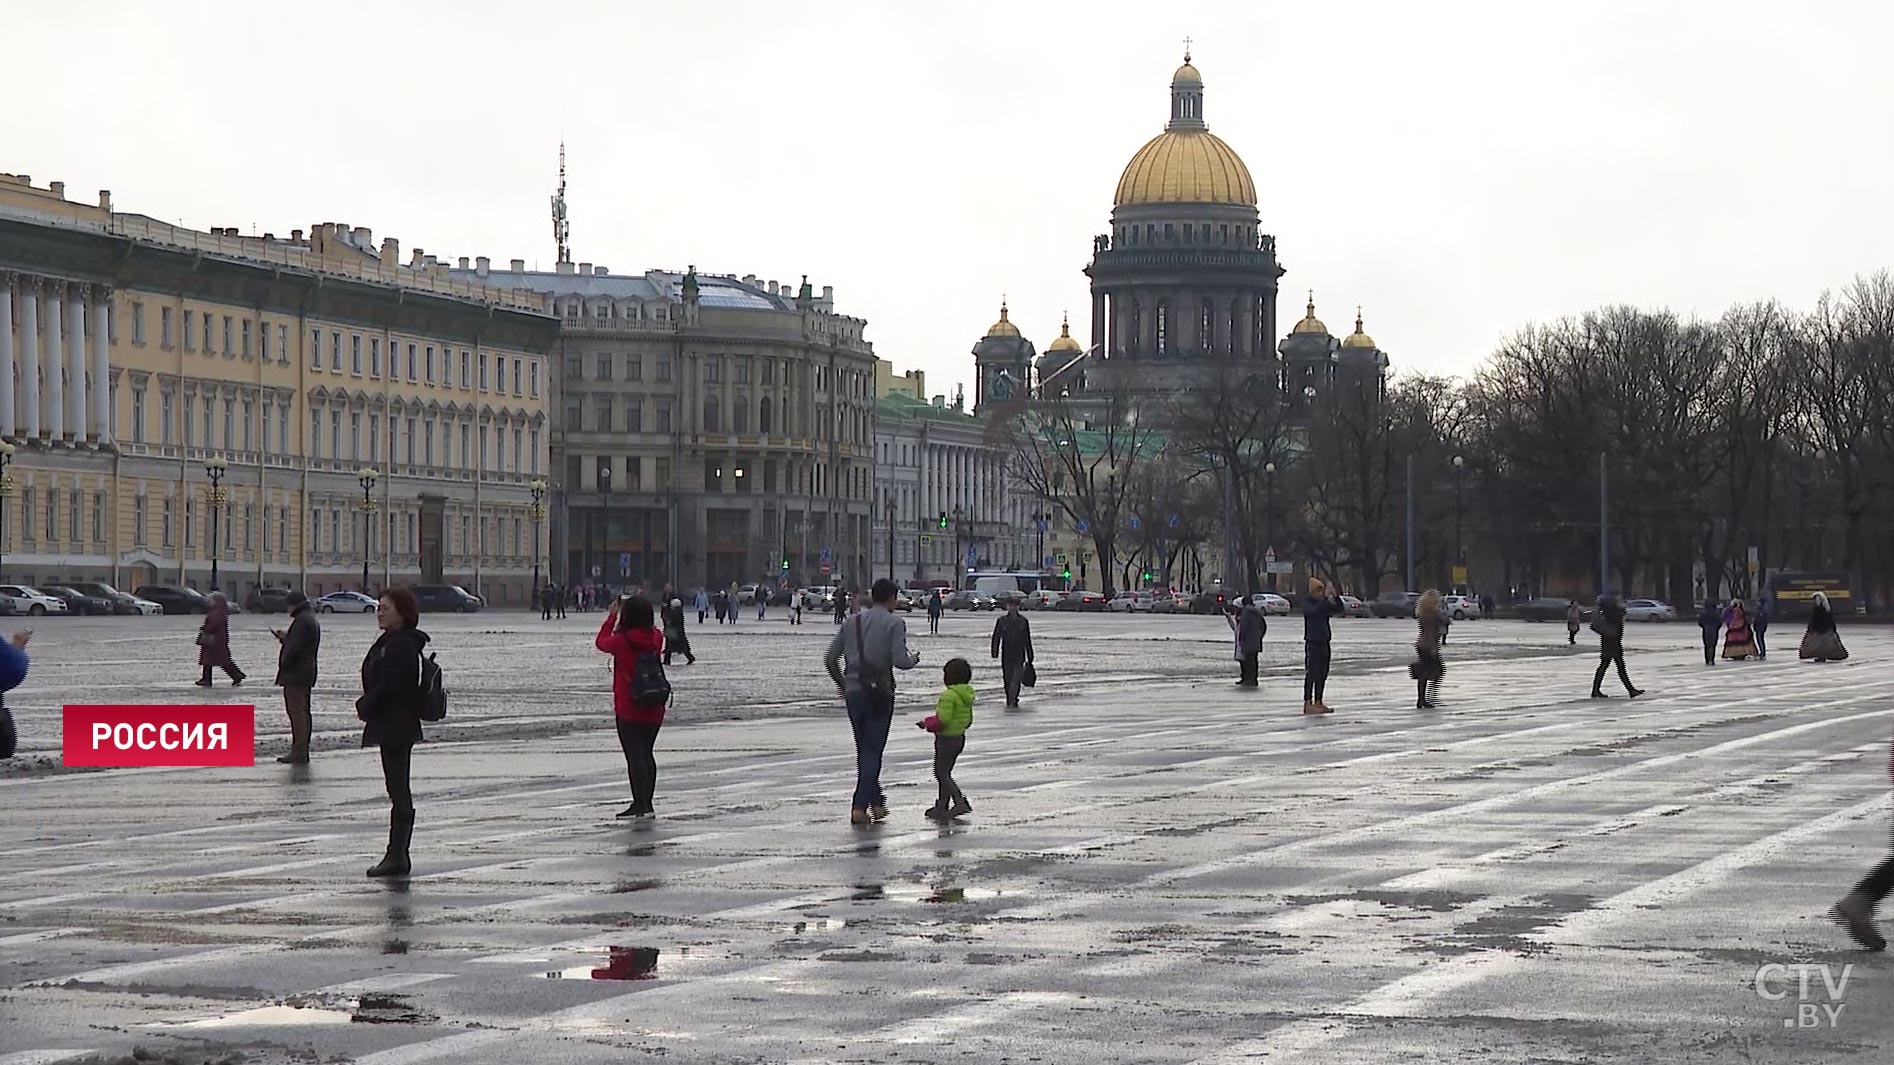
[205, 455, 229, 593]
[0, 442, 13, 582]
[885, 494, 896, 584]
[1035, 512, 1047, 573]
[356, 466, 379, 592]
[952, 504, 965, 588]
[1452, 454, 1466, 593]
[528, 478, 547, 599]
[1264, 461, 1277, 592]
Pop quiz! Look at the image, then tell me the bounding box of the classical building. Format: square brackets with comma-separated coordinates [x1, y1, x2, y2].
[0, 174, 558, 603]
[971, 301, 1033, 413]
[454, 260, 879, 592]
[1279, 294, 1390, 405]
[871, 388, 1036, 585]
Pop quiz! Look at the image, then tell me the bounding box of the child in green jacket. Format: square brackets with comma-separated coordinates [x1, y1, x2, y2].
[920, 657, 975, 821]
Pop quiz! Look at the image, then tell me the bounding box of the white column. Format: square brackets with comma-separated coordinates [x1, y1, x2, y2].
[18, 278, 39, 439]
[66, 286, 86, 441]
[89, 289, 110, 443]
[0, 272, 14, 439]
[44, 282, 64, 440]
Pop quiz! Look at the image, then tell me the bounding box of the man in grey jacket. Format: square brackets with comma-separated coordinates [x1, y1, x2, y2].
[824, 578, 921, 824]
[272, 590, 321, 764]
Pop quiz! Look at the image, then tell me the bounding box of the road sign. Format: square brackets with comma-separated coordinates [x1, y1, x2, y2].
[820, 546, 832, 564]
[590, 565, 601, 578]
[1077, 519, 1090, 533]
[1044, 555, 1056, 567]
[1035, 517, 1049, 532]
[1451, 564, 1468, 585]
[1267, 562, 1294, 575]
[1167, 514, 1180, 528]
[1129, 515, 1141, 531]
[965, 546, 978, 567]
[1265, 547, 1277, 563]
[1056, 552, 1068, 565]
[619, 552, 631, 572]
[820, 563, 832, 575]
[919, 535, 933, 547]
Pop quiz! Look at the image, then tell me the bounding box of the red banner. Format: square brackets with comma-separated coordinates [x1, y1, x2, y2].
[62, 705, 256, 767]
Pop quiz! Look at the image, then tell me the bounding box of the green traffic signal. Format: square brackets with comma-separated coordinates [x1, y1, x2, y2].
[937, 511, 948, 529]
[781, 558, 790, 570]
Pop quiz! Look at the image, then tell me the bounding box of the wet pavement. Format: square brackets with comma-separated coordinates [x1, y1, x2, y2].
[2, 609, 1891, 1063]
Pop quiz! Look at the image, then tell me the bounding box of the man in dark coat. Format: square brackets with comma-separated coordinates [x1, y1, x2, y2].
[272, 590, 321, 763]
[990, 597, 1035, 707]
[1696, 600, 1722, 666]
[1232, 598, 1266, 688]
[1591, 594, 1644, 698]
[1752, 596, 1770, 659]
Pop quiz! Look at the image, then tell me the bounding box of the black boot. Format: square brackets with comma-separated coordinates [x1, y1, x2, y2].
[367, 807, 414, 878]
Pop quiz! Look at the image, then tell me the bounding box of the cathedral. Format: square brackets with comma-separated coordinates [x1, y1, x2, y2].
[971, 51, 1389, 411]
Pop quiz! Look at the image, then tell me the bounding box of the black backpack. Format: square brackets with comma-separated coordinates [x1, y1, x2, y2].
[417, 652, 448, 721]
[631, 651, 672, 705]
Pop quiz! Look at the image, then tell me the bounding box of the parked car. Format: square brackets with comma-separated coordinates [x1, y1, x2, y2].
[64, 581, 158, 616]
[737, 584, 763, 605]
[1150, 591, 1191, 614]
[1055, 590, 1108, 612]
[1107, 591, 1154, 613]
[40, 585, 116, 615]
[1515, 597, 1591, 623]
[1249, 593, 1293, 616]
[944, 590, 996, 611]
[244, 586, 295, 614]
[1623, 598, 1677, 622]
[0, 585, 70, 616]
[316, 590, 379, 613]
[1188, 590, 1236, 615]
[1369, 591, 1420, 618]
[1339, 594, 1372, 618]
[134, 585, 211, 615]
[802, 586, 839, 611]
[413, 584, 484, 613]
[1441, 594, 1483, 621]
[1021, 589, 1065, 611]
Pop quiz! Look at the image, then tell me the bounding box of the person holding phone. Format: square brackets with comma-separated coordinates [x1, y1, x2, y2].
[271, 590, 321, 764]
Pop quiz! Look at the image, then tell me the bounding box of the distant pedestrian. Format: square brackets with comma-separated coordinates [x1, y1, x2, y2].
[1799, 592, 1849, 662]
[920, 656, 974, 821]
[695, 588, 710, 625]
[597, 595, 669, 818]
[1590, 594, 1643, 699]
[661, 597, 695, 666]
[728, 583, 742, 625]
[714, 591, 728, 624]
[271, 590, 320, 764]
[555, 583, 567, 619]
[757, 590, 768, 621]
[834, 590, 849, 625]
[824, 578, 921, 824]
[1721, 598, 1757, 660]
[195, 592, 246, 687]
[1301, 579, 1344, 714]
[990, 596, 1035, 707]
[1413, 589, 1445, 709]
[1565, 600, 1581, 645]
[1696, 600, 1721, 666]
[1229, 597, 1265, 689]
[1480, 592, 1495, 618]
[357, 587, 430, 878]
[1753, 596, 1771, 659]
[927, 589, 945, 635]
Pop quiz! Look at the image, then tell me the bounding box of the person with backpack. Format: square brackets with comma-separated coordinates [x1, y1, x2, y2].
[1589, 594, 1643, 699]
[824, 579, 922, 824]
[1696, 599, 1723, 666]
[598, 595, 670, 818]
[1413, 589, 1445, 708]
[356, 587, 434, 878]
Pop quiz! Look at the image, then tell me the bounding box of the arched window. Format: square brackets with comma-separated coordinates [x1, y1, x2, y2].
[1156, 300, 1169, 355]
[733, 394, 750, 434]
[759, 396, 773, 434]
[1129, 304, 1142, 355]
[1201, 299, 1215, 353]
[703, 395, 721, 434]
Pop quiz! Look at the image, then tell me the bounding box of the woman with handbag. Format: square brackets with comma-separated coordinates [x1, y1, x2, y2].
[357, 587, 430, 878]
[1413, 590, 1446, 709]
[1799, 592, 1849, 662]
[990, 596, 1035, 707]
[195, 592, 246, 687]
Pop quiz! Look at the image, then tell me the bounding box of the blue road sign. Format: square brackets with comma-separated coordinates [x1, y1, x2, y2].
[1077, 519, 1090, 533]
[618, 552, 631, 573]
[820, 545, 832, 563]
[1167, 514, 1181, 528]
[1044, 555, 1056, 567]
[1129, 515, 1142, 531]
[965, 546, 978, 567]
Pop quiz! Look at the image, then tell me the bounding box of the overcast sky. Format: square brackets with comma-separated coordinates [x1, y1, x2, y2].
[11, 1, 1892, 391]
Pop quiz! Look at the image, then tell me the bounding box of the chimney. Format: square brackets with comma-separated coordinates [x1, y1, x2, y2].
[457, 256, 470, 269]
[578, 262, 591, 276]
[353, 226, 372, 248]
[556, 261, 575, 275]
[424, 254, 438, 267]
[49, 181, 64, 198]
[822, 285, 834, 305]
[594, 265, 608, 276]
[98, 190, 112, 210]
[742, 274, 757, 287]
[767, 281, 778, 295]
[475, 256, 490, 277]
[411, 247, 426, 266]
[510, 259, 525, 273]
[291, 228, 304, 243]
[262, 233, 275, 241]
[932, 395, 946, 408]
[381, 237, 399, 266]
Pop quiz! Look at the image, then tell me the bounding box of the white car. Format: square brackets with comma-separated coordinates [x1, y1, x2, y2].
[1107, 591, 1152, 613]
[0, 585, 69, 616]
[316, 590, 378, 613]
[1442, 595, 1483, 620]
[126, 595, 163, 616]
[1021, 590, 1064, 610]
[1623, 599, 1677, 622]
[1249, 593, 1293, 615]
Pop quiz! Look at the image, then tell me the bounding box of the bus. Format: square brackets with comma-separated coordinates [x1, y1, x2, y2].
[964, 571, 1053, 596]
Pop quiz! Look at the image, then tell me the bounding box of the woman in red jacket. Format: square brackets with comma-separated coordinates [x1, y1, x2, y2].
[596, 595, 669, 818]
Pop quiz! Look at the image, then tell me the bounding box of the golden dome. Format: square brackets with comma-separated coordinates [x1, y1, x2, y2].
[1290, 294, 1329, 336]
[1114, 129, 1255, 207]
[1172, 61, 1202, 85]
[984, 300, 1021, 339]
[1341, 309, 1377, 349]
[1048, 313, 1082, 353]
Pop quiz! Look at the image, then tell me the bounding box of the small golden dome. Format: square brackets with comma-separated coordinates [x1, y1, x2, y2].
[1172, 61, 1202, 86]
[1114, 129, 1255, 207]
[1048, 313, 1082, 353]
[985, 300, 1021, 339]
[1290, 294, 1328, 336]
[1341, 309, 1377, 349]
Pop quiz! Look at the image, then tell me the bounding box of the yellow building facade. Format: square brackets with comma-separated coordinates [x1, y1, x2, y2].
[0, 174, 559, 604]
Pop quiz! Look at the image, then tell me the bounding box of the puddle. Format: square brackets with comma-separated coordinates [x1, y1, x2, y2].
[850, 883, 1012, 904]
[787, 918, 847, 934]
[159, 992, 433, 1028]
[611, 878, 664, 893]
[172, 1004, 354, 1028]
[535, 944, 726, 981]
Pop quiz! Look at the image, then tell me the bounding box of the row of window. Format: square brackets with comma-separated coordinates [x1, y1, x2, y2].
[127, 385, 287, 454]
[311, 329, 540, 399]
[562, 351, 865, 399]
[306, 408, 542, 476]
[305, 508, 531, 559]
[1112, 221, 1262, 248]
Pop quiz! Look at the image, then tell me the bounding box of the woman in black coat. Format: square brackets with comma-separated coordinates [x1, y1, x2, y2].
[1799, 592, 1849, 662]
[356, 586, 430, 877]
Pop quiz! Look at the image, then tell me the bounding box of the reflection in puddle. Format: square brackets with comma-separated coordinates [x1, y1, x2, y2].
[788, 918, 847, 934]
[540, 945, 658, 980]
[849, 883, 1010, 904]
[163, 992, 433, 1028]
[611, 878, 663, 893]
[175, 1004, 354, 1028]
[850, 883, 885, 901]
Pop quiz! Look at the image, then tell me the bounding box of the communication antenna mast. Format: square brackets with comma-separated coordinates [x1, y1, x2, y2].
[550, 141, 571, 265]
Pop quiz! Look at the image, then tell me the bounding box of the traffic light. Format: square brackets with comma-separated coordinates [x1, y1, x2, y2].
[937, 511, 948, 529]
[781, 558, 790, 571]
[1062, 568, 1072, 580]
[1141, 570, 1152, 582]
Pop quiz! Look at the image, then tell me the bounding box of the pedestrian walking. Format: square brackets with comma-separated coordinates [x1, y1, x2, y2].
[1565, 600, 1582, 645]
[555, 583, 567, 619]
[1799, 591, 1849, 662]
[1696, 600, 1722, 666]
[1413, 589, 1445, 708]
[0, 629, 31, 760]
[834, 589, 849, 625]
[661, 597, 696, 666]
[1753, 596, 1771, 659]
[1721, 598, 1758, 660]
[540, 583, 554, 620]
[927, 589, 945, 635]
[195, 592, 246, 687]
[1589, 594, 1643, 699]
[271, 590, 320, 764]
[1830, 725, 1894, 951]
[695, 588, 710, 625]
[728, 583, 742, 625]
[1301, 579, 1343, 714]
[1229, 597, 1265, 689]
[757, 590, 768, 621]
[990, 596, 1035, 707]
[919, 656, 975, 822]
[823, 578, 921, 824]
[791, 589, 804, 625]
[714, 590, 728, 624]
[597, 596, 669, 818]
[356, 587, 431, 878]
